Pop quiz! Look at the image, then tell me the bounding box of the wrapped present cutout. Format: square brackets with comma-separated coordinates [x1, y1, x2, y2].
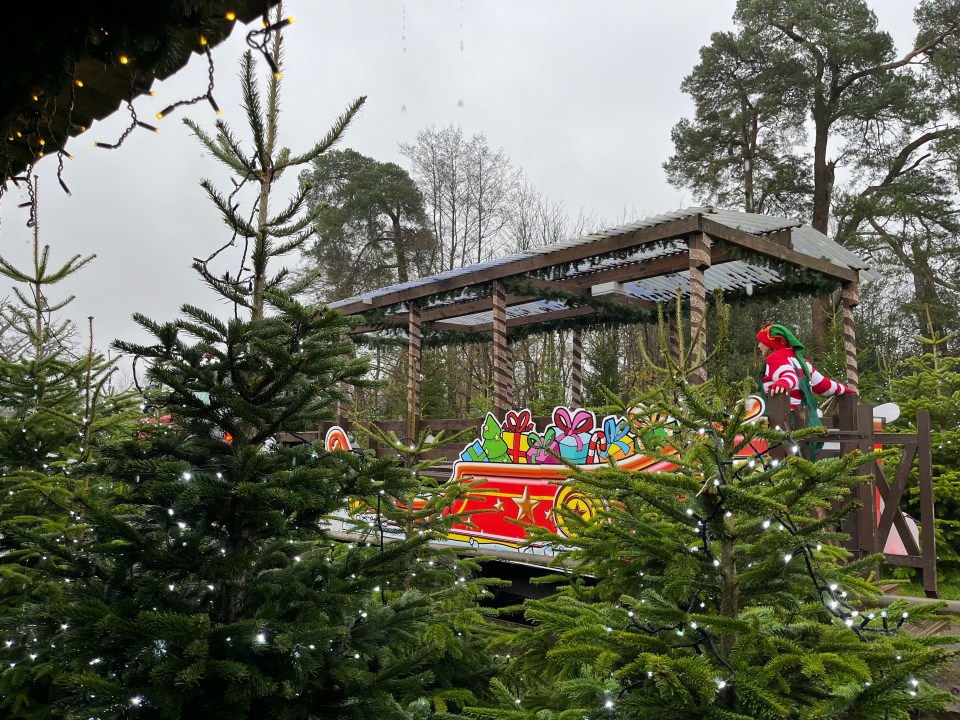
[460, 439, 488, 462]
[553, 407, 595, 464]
[502, 409, 535, 433]
[527, 427, 560, 464]
[502, 432, 530, 463]
[501, 408, 534, 463]
[600, 415, 635, 462]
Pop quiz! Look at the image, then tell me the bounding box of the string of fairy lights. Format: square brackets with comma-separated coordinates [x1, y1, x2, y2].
[0, 405, 939, 713]
[0, 9, 294, 227]
[570, 419, 924, 717]
[0, 448, 477, 715]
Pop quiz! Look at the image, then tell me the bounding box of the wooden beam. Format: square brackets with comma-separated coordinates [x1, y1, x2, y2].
[559, 250, 729, 289]
[449, 305, 596, 334]
[699, 216, 859, 283]
[351, 251, 735, 334]
[334, 215, 703, 315]
[521, 277, 656, 312]
[407, 303, 421, 441]
[421, 293, 532, 322]
[349, 278, 659, 337]
[350, 292, 538, 333]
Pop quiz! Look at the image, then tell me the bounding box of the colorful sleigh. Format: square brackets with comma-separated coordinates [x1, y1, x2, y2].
[326, 398, 768, 551]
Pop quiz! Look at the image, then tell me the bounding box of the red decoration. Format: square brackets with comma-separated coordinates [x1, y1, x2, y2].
[503, 431, 529, 463]
[589, 429, 605, 463]
[502, 409, 534, 433]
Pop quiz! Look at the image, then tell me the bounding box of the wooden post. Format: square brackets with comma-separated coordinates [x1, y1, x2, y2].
[571, 329, 583, 407]
[835, 394, 862, 554]
[841, 281, 860, 394]
[917, 409, 938, 597]
[492, 280, 512, 420]
[855, 403, 877, 559]
[407, 302, 421, 442]
[688, 233, 711, 384]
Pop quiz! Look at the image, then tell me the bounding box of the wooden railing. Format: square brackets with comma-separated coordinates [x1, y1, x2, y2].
[765, 394, 937, 598]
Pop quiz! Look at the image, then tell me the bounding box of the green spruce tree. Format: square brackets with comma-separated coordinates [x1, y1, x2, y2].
[0, 178, 138, 716]
[0, 16, 492, 720]
[475, 302, 954, 720]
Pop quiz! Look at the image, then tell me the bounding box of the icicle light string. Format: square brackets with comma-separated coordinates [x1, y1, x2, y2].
[246, 14, 295, 77]
[2, 16, 238, 221]
[155, 42, 220, 121]
[4, 157, 38, 227]
[93, 90, 158, 151]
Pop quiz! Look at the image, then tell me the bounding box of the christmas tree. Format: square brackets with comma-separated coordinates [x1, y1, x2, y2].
[476, 302, 954, 720]
[0, 15, 493, 719]
[0, 176, 132, 473]
[0, 179, 137, 716]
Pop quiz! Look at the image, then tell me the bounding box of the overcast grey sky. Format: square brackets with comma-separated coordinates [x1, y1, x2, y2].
[0, 1, 917, 358]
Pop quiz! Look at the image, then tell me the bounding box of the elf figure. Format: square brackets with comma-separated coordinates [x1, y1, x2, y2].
[757, 322, 855, 418]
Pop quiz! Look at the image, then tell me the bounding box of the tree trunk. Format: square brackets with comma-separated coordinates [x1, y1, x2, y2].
[810, 114, 834, 349]
[912, 251, 944, 337]
[392, 212, 409, 284]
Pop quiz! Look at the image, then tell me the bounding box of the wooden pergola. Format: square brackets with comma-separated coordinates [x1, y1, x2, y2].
[332, 207, 871, 436]
[315, 208, 941, 595]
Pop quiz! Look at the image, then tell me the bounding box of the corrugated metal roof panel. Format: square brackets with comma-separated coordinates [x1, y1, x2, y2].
[418, 263, 783, 326]
[331, 207, 873, 311]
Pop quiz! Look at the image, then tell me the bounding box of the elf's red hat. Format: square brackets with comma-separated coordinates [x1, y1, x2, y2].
[757, 323, 791, 351]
